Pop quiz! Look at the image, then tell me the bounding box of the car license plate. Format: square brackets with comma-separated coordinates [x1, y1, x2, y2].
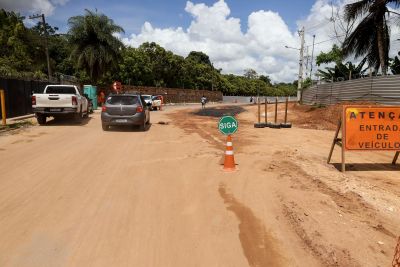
[115, 119, 128, 123]
[50, 108, 61, 112]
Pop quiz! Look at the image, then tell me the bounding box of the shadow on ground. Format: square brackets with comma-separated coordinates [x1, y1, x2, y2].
[332, 163, 400, 171]
[44, 117, 92, 126]
[106, 123, 152, 132]
[192, 106, 246, 117]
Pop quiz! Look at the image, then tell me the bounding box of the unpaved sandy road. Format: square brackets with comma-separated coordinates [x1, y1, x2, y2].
[0, 104, 399, 267]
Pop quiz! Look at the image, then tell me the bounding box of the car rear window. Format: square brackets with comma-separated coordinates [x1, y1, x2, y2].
[46, 86, 76, 94]
[152, 96, 160, 100]
[106, 96, 139, 105]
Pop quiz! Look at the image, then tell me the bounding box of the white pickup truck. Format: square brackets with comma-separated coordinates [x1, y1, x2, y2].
[32, 85, 89, 125]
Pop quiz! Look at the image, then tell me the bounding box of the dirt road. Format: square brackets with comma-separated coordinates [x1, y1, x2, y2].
[0, 104, 399, 267]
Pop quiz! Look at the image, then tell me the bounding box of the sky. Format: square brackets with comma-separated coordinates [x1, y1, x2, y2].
[2, 0, 400, 82]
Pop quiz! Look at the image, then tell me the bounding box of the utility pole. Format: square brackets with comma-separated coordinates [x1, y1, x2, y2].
[29, 14, 52, 80]
[305, 46, 309, 78]
[297, 26, 305, 102]
[310, 34, 316, 80]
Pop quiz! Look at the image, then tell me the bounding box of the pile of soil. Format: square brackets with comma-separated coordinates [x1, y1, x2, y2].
[290, 104, 342, 131]
[290, 102, 376, 131]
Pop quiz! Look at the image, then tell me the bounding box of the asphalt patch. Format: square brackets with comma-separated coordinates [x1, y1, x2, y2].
[192, 106, 246, 117]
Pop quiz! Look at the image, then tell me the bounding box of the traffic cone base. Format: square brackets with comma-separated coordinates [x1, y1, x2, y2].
[223, 135, 236, 172]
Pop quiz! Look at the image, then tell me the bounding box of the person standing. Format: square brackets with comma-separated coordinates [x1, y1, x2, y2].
[201, 95, 207, 109]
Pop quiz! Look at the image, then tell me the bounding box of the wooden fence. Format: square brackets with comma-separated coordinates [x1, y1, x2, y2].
[105, 85, 223, 103]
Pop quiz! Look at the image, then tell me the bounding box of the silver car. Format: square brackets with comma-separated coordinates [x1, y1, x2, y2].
[101, 93, 151, 131]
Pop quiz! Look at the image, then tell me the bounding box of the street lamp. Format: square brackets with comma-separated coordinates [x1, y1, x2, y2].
[284, 44, 304, 102]
[284, 45, 300, 50]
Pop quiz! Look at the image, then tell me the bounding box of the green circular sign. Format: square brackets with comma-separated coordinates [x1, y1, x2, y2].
[218, 116, 238, 135]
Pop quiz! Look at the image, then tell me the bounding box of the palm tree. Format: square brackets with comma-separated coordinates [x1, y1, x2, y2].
[342, 0, 400, 75]
[68, 9, 124, 82]
[317, 58, 368, 81]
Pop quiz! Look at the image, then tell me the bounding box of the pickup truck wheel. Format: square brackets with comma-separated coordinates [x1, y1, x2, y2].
[140, 120, 146, 131]
[102, 124, 109, 131]
[36, 114, 46, 125]
[75, 108, 83, 122]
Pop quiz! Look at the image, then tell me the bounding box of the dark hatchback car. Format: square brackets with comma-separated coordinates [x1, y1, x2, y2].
[101, 93, 151, 131]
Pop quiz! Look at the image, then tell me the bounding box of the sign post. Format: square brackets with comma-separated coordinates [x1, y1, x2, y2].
[219, 116, 238, 135]
[219, 116, 238, 171]
[0, 90, 6, 126]
[328, 105, 400, 172]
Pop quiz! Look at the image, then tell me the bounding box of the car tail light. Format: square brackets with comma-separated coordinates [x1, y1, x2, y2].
[101, 106, 107, 112]
[72, 96, 78, 106]
[31, 96, 36, 105]
[136, 106, 143, 113]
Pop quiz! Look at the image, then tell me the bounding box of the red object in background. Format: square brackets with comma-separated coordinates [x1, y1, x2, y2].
[112, 81, 122, 92]
[72, 96, 78, 106]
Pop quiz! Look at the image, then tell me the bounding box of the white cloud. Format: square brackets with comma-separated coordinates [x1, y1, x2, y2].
[1, 0, 69, 16]
[122, 0, 301, 82]
[125, 0, 392, 82]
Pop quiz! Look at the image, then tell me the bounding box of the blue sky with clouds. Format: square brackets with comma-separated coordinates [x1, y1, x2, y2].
[29, 0, 317, 35]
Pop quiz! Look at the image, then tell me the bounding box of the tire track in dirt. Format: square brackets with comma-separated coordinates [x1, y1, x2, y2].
[268, 150, 392, 225]
[277, 157, 397, 235]
[281, 202, 360, 267]
[268, 150, 398, 266]
[218, 183, 285, 267]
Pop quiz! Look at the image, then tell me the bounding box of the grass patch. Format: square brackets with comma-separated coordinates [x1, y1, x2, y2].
[0, 120, 35, 132]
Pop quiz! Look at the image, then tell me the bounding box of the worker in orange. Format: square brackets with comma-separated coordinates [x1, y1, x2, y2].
[98, 91, 105, 106]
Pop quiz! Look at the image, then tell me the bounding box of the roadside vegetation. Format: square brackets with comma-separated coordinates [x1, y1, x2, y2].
[316, 0, 400, 82]
[0, 120, 35, 133]
[0, 8, 296, 96]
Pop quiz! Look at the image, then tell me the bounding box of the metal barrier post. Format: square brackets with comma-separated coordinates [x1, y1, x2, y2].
[284, 97, 288, 123]
[264, 98, 267, 125]
[0, 90, 6, 125]
[274, 97, 278, 124]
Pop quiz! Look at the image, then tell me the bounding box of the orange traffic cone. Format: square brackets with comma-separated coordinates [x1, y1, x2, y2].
[223, 135, 236, 172]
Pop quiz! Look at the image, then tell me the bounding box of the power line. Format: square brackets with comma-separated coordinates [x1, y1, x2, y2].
[306, 35, 345, 48]
[302, 20, 330, 32]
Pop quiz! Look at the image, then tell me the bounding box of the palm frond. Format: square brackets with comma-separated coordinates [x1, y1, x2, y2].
[344, 0, 373, 22]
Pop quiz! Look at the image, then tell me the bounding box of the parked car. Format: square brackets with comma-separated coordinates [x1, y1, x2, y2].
[101, 93, 151, 131]
[32, 85, 89, 125]
[142, 94, 152, 107]
[151, 95, 162, 110]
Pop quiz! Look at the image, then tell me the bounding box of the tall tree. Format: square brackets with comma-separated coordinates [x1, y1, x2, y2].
[243, 69, 258, 79]
[68, 9, 124, 83]
[259, 75, 272, 86]
[342, 0, 400, 75]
